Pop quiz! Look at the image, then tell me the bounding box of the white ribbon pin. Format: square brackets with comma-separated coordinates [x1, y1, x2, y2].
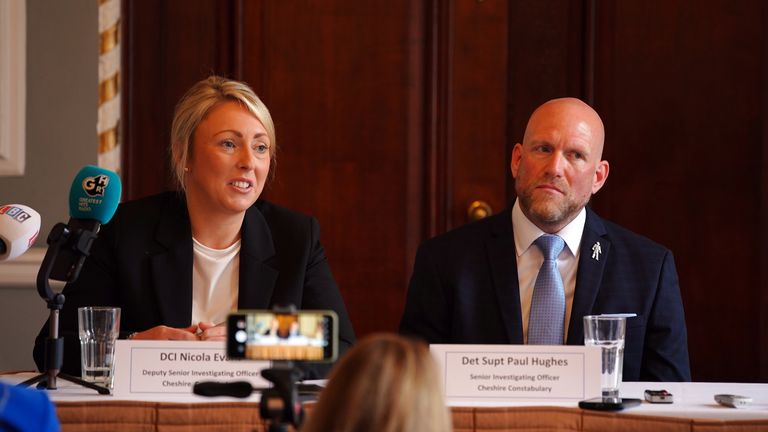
[591, 241, 602, 261]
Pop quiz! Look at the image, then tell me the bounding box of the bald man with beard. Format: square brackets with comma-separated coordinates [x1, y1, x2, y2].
[400, 98, 691, 381]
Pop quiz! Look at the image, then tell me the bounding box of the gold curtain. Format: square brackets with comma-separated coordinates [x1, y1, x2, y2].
[97, 0, 120, 172]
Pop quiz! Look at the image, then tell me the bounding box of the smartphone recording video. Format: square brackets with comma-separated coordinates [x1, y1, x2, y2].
[227, 310, 338, 362]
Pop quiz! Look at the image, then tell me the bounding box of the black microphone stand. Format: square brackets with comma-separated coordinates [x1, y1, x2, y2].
[18, 222, 110, 394]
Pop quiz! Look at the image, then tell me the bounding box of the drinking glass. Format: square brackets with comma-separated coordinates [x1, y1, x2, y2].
[78, 307, 121, 388]
[583, 315, 626, 399]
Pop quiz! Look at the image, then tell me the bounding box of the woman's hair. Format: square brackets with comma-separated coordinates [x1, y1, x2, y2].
[302, 333, 452, 432]
[169, 75, 277, 192]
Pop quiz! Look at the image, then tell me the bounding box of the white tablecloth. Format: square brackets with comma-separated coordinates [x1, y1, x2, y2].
[2, 372, 767, 421]
[446, 381, 768, 420]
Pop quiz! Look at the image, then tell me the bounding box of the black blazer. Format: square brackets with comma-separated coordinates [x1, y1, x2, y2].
[399, 207, 691, 381]
[34, 192, 355, 378]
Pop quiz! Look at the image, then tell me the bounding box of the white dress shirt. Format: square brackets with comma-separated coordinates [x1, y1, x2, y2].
[511, 199, 586, 343]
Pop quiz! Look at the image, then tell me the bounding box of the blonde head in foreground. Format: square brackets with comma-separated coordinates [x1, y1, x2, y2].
[303, 333, 452, 432]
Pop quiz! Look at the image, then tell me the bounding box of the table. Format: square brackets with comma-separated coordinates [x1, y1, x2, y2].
[447, 382, 768, 421]
[2, 373, 767, 431]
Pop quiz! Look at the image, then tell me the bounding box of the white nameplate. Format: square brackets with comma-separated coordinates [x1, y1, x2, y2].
[113, 340, 269, 396]
[430, 344, 601, 402]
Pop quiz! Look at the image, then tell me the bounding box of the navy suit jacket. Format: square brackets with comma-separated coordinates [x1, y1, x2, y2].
[399, 207, 691, 381]
[34, 192, 355, 379]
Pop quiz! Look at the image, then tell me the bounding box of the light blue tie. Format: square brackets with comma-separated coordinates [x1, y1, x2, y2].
[528, 234, 566, 345]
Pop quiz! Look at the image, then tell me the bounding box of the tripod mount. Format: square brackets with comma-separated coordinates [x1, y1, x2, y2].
[259, 362, 305, 432]
[193, 362, 305, 432]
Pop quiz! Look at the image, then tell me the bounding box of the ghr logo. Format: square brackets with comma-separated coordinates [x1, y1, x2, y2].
[82, 174, 110, 197]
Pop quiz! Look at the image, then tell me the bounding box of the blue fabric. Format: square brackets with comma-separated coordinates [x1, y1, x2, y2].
[528, 234, 566, 345]
[0, 382, 60, 432]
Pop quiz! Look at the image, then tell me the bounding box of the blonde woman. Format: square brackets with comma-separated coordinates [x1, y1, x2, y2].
[303, 333, 452, 432]
[33, 76, 355, 379]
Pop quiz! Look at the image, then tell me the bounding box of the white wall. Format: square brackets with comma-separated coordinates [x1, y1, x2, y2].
[0, 0, 97, 372]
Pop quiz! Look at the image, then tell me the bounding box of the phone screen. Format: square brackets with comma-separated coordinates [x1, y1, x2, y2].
[227, 310, 338, 362]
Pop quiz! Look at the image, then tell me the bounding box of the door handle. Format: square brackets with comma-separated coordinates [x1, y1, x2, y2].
[467, 200, 493, 222]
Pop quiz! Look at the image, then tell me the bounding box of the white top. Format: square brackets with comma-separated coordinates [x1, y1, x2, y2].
[511, 199, 586, 343]
[191, 238, 240, 325]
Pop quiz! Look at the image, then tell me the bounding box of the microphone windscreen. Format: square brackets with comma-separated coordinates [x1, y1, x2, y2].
[68, 165, 122, 224]
[193, 381, 254, 398]
[0, 204, 41, 261]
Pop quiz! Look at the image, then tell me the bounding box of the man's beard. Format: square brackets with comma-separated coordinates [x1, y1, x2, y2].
[517, 185, 587, 228]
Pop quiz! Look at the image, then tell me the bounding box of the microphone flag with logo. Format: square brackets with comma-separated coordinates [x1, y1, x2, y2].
[49, 165, 122, 282]
[0, 204, 41, 261]
[69, 165, 122, 224]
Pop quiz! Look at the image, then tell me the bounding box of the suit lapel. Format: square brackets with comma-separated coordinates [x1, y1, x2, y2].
[150, 194, 194, 327]
[237, 204, 279, 309]
[566, 208, 610, 344]
[487, 210, 525, 344]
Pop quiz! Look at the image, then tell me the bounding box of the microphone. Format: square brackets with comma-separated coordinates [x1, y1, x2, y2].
[0, 204, 41, 261]
[20, 165, 122, 394]
[68, 165, 123, 227]
[48, 165, 122, 282]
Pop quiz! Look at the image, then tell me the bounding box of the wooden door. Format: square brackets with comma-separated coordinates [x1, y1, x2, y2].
[237, 0, 428, 335]
[123, 0, 434, 338]
[587, 0, 768, 383]
[122, 0, 515, 339]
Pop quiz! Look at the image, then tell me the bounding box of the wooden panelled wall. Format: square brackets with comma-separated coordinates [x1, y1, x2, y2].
[122, 0, 767, 382]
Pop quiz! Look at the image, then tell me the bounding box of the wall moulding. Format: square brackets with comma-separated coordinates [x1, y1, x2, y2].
[0, 0, 26, 176]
